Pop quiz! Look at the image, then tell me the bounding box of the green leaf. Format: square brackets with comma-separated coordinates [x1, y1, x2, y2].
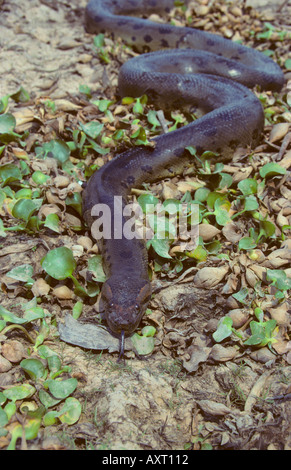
[232, 287, 249, 305]
[4, 401, 16, 420]
[3, 384, 36, 402]
[147, 110, 161, 129]
[15, 188, 33, 199]
[0, 163, 22, 185]
[213, 198, 231, 226]
[39, 390, 61, 409]
[72, 301, 83, 320]
[0, 406, 8, 427]
[41, 247, 77, 280]
[43, 410, 59, 426]
[213, 316, 233, 342]
[238, 236, 257, 251]
[148, 238, 172, 259]
[79, 121, 104, 139]
[12, 198, 43, 222]
[0, 95, 10, 113]
[44, 213, 60, 233]
[65, 192, 82, 216]
[141, 326, 156, 337]
[259, 162, 286, 179]
[238, 178, 258, 196]
[131, 332, 155, 356]
[7, 417, 41, 450]
[47, 355, 62, 374]
[187, 245, 208, 262]
[194, 187, 210, 202]
[0, 305, 27, 324]
[31, 171, 50, 185]
[138, 194, 159, 213]
[57, 397, 82, 425]
[266, 269, 291, 291]
[40, 139, 71, 163]
[218, 172, 233, 189]
[20, 358, 46, 380]
[0, 113, 16, 134]
[87, 255, 106, 283]
[260, 220, 275, 238]
[10, 86, 30, 103]
[23, 306, 45, 322]
[44, 378, 78, 399]
[6, 264, 34, 283]
[243, 195, 259, 212]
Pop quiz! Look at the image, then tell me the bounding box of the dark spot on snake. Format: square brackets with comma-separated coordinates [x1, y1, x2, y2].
[91, 15, 103, 23]
[121, 181, 129, 189]
[158, 26, 172, 35]
[127, 175, 135, 185]
[141, 165, 153, 173]
[131, 36, 136, 42]
[160, 39, 169, 48]
[203, 127, 218, 137]
[133, 23, 144, 30]
[117, 20, 128, 26]
[206, 38, 215, 46]
[120, 250, 133, 259]
[231, 55, 241, 61]
[173, 147, 184, 157]
[144, 35, 153, 43]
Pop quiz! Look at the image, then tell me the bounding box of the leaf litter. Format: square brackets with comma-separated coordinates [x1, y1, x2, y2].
[0, 0, 290, 450]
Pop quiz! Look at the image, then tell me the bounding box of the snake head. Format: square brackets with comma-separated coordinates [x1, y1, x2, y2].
[100, 276, 152, 337]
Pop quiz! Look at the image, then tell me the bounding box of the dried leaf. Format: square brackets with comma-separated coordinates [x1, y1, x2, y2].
[194, 266, 229, 288]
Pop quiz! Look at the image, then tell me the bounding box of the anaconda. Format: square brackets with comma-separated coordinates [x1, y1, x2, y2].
[82, 0, 284, 347]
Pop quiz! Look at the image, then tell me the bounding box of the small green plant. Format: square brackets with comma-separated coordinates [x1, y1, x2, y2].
[244, 307, 278, 348]
[213, 307, 278, 350]
[0, 346, 81, 449]
[93, 34, 111, 64]
[131, 325, 156, 356]
[41, 246, 87, 297]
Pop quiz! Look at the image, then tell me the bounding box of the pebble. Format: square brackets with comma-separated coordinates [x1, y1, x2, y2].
[53, 285, 73, 300]
[0, 354, 12, 373]
[209, 344, 239, 362]
[1, 340, 25, 363]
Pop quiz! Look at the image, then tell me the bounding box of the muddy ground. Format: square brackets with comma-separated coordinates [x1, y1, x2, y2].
[0, 0, 290, 450]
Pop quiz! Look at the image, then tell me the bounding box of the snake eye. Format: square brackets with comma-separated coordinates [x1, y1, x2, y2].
[135, 304, 140, 311]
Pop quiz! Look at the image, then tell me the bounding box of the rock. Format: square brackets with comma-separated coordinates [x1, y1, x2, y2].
[1, 340, 25, 363]
[53, 285, 74, 300]
[209, 344, 239, 362]
[0, 354, 12, 372]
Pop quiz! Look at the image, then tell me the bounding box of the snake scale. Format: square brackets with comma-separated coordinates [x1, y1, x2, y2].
[82, 0, 284, 349]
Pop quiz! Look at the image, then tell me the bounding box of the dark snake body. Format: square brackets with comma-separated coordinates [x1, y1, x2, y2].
[82, 0, 284, 340]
